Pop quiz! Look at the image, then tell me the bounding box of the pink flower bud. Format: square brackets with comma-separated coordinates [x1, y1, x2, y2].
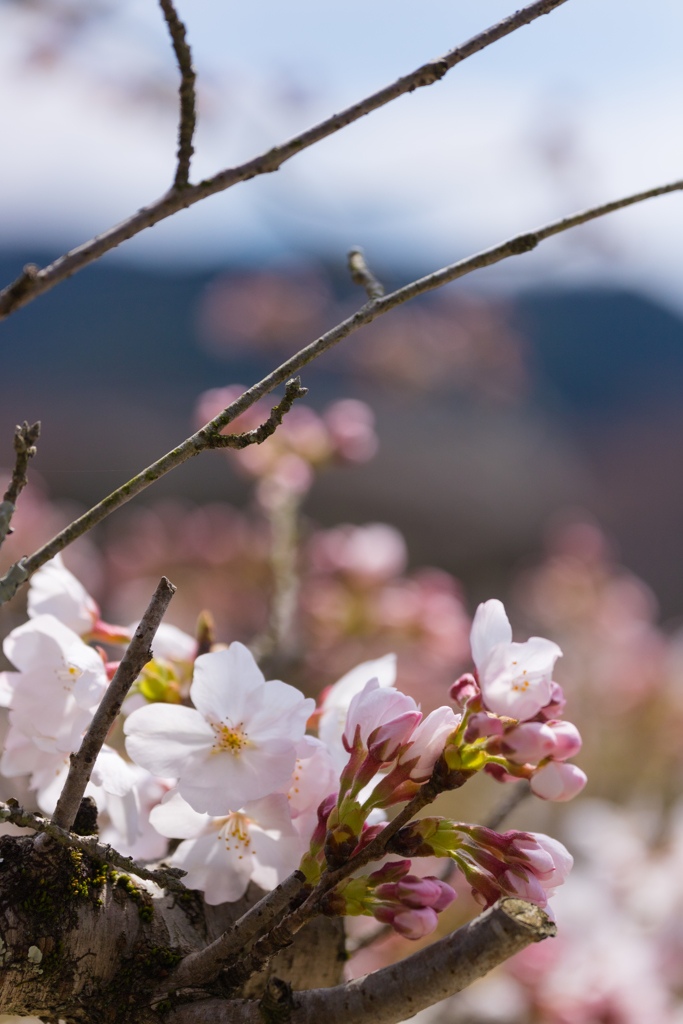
[344, 679, 421, 752]
[502, 722, 558, 765]
[503, 869, 549, 906]
[531, 761, 587, 801]
[368, 710, 422, 762]
[537, 681, 566, 720]
[464, 712, 504, 743]
[546, 720, 582, 761]
[422, 876, 458, 912]
[392, 906, 439, 940]
[394, 875, 443, 909]
[450, 673, 480, 709]
[368, 860, 412, 885]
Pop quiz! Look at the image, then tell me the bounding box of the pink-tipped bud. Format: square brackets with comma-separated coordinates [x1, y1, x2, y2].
[537, 681, 566, 720]
[503, 869, 548, 906]
[368, 860, 412, 885]
[392, 906, 439, 940]
[464, 712, 504, 743]
[547, 720, 582, 761]
[393, 875, 443, 909]
[450, 673, 480, 710]
[531, 761, 587, 801]
[502, 721, 558, 765]
[368, 711, 422, 762]
[422, 876, 458, 911]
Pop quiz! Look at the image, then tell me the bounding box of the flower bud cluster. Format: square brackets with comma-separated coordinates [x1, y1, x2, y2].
[322, 859, 457, 940]
[446, 600, 586, 802]
[322, 677, 460, 869]
[389, 818, 572, 910]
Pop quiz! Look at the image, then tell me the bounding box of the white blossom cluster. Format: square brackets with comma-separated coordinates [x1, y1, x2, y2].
[0, 557, 580, 909]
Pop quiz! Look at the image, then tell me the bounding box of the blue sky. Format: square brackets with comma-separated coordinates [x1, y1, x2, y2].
[2, 0, 683, 303]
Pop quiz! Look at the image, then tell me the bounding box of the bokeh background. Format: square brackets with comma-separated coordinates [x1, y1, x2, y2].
[3, 2, 683, 1023]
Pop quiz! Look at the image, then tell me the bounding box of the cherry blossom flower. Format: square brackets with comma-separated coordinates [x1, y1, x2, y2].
[124, 642, 314, 814]
[278, 736, 338, 846]
[98, 767, 175, 860]
[317, 654, 396, 773]
[470, 599, 562, 721]
[27, 554, 129, 643]
[1, 614, 108, 745]
[149, 789, 300, 905]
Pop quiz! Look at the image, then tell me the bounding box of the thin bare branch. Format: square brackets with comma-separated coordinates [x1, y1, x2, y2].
[166, 899, 555, 1024]
[348, 247, 385, 300]
[160, 871, 306, 993]
[0, 420, 40, 548]
[206, 377, 308, 449]
[51, 576, 177, 832]
[0, 799, 188, 892]
[0, 177, 681, 605]
[0, 0, 570, 320]
[158, 0, 197, 189]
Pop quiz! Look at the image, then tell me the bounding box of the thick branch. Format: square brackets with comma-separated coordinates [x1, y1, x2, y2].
[0, 799, 187, 891]
[0, 177, 681, 606]
[159, 0, 197, 189]
[0, 0, 570, 319]
[348, 247, 385, 300]
[51, 576, 177, 831]
[167, 899, 555, 1024]
[0, 421, 40, 548]
[161, 871, 306, 993]
[222, 773, 456, 990]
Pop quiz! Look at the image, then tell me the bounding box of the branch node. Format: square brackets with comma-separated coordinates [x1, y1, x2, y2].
[259, 977, 294, 1024]
[347, 247, 385, 300]
[0, 421, 41, 549]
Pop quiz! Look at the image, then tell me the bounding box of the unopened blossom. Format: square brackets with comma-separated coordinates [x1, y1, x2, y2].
[124, 642, 314, 814]
[546, 720, 583, 761]
[317, 654, 396, 773]
[502, 722, 559, 765]
[531, 761, 587, 802]
[150, 789, 301, 905]
[343, 678, 420, 755]
[449, 673, 480, 709]
[470, 599, 562, 721]
[1, 614, 107, 746]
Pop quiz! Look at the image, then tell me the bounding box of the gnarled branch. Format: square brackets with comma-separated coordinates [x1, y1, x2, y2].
[0, 799, 188, 891]
[51, 576, 177, 832]
[0, 0, 570, 320]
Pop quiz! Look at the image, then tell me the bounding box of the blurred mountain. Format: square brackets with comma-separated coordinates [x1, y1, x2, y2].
[1, 251, 683, 614]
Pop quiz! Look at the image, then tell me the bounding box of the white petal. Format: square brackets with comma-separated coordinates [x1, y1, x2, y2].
[171, 832, 253, 905]
[90, 746, 138, 797]
[28, 554, 98, 636]
[149, 788, 212, 838]
[124, 704, 214, 776]
[190, 643, 265, 722]
[179, 739, 297, 815]
[0, 672, 16, 707]
[243, 793, 297, 835]
[245, 680, 313, 742]
[470, 600, 512, 672]
[322, 654, 397, 711]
